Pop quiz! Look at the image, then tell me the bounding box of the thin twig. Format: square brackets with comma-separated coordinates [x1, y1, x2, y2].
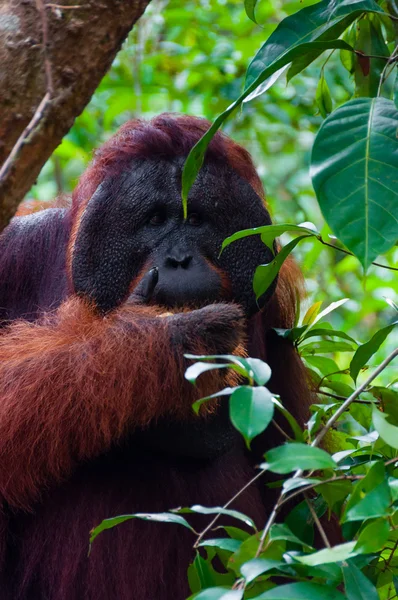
[279, 474, 363, 508]
[272, 419, 292, 441]
[193, 469, 266, 548]
[304, 493, 331, 548]
[313, 347, 398, 448]
[320, 238, 398, 272]
[377, 43, 398, 97]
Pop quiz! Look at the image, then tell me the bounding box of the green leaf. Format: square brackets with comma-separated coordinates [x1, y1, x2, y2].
[311, 97, 398, 270]
[182, 0, 384, 209]
[340, 24, 357, 74]
[342, 561, 379, 600]
[373, 408, 398, 449]
[354, 517, 390, 553]
[189, 587, 243, 600]
[192, 387, 236, 416]
[198, 538, 242, 553]
[229, 386, 274, 447]
[176, 506, 256, 530]
[191, 551, 217, 591]
[394, 70, 398, 109]
[316, 74, 333, 119]
[253, 236, 313, 299]
[264, 443, 336, 474]
[350, 322, 396, 382]
[185, 355, 271, 384]
[311, 299, 349, 327]
[295, 541, 358, 565]
[89, 512, 193, 546]
[269, 523, 312, 548]
[240, 558, 284, 583]
[251, 581, 346, 599]
[302, 301, 323, 326]
[185, 362, 232, 384]
[221, 224, 318, 254]
[354, 16, 390, 98]
[244, 0, 258, 24]
[302, 328, 357, 344]
[343, 462, 391, 522]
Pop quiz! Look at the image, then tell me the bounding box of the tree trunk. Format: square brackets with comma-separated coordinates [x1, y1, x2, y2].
[0, 0, 151, 232]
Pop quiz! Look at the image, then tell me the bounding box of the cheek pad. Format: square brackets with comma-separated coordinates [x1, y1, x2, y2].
[71, 185, 144, 313]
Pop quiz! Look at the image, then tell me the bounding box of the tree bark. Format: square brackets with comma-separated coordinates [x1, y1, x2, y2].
[0, 0, 151, 232]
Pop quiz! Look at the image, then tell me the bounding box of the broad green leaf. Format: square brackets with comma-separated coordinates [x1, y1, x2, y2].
[343, 462, 391, 522]
[182, 1, 383, 210]
[373, 408, 398, 449]
[264, 443, 336, 474]
[354, 517, 390, 553]
[342, 561, 379, 600]
[354, 16, 390, 98]
[240, 558, 284, 583]
[189, 587, 243, 600]
[311, 97, 398, 269]
[302, 301, 323, 326]
[244, 0, 258, 24]
[191, 552, 217, 591]
[252, 581, 346, 599]
[89, 512, 193, 546]
[176, 506, 256, 530]
[269, 523, 312, 548]
[295, 541, 358, 565]
[229, 386, 274, 446]
[253, 236, 313, 299]
[395, 71, 398, 109]
[221, 224, 318, 253]
[350, 322, 396, 382]
[198, 538, 242, 553]
[316, 74, 333, 118]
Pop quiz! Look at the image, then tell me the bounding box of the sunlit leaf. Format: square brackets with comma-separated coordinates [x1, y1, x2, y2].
[311, 98, 398, 269]
[295, 541, 358, 565]
[264, 443, 336, 474]
[354, 517, 390, 553]
[244, 0, 258, 24]
[221, 223, 318, 254]
[372, 408, 398, 449]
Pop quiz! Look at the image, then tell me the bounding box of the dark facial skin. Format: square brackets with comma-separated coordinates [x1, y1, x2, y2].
[72, 157, 275, 316]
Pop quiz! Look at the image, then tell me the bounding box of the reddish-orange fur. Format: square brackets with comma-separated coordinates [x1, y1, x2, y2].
[0, 299, 242, 511]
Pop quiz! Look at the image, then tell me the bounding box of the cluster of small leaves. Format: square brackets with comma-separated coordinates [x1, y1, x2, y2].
[182, 0, 398, 274]
[90, 299, 397, 598]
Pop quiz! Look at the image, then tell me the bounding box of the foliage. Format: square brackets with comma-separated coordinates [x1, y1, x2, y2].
[30, 0, 398, 597]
